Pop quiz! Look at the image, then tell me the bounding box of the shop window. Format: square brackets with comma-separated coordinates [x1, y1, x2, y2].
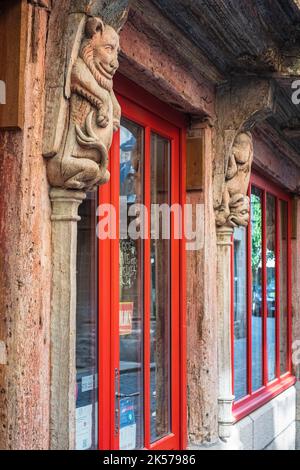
[232, 173, 294, 420]
[119, 118, 144, 449]
[233, 226, 248, 400]
[76, 193, 98, 450]
[111, 102, 184, 450]
[75, 76, 187, 450]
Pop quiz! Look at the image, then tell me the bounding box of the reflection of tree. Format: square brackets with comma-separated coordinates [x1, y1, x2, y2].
[251, 194, 262, 271]
[267, 248, 275, 262]
[266, 195, 275, 263]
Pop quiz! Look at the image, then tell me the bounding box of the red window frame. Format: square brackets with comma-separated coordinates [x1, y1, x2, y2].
[232, 171, 295, 422]
[97, 75, 187, 450]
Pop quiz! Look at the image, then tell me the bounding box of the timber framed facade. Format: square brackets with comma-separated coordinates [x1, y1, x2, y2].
[0, 0, 300, 451]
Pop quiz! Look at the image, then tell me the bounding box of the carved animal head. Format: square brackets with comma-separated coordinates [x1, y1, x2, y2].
[81, 17, 120, 83]
[231, 132, 253, 166]
[227, 193, 250, 227]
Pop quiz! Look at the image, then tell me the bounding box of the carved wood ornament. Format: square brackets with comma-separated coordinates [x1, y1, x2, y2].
[214, 78, 275, 229]
[41, 3, 129, 449]
[44, 16, 121, 191]
[215, 131, 253, 228]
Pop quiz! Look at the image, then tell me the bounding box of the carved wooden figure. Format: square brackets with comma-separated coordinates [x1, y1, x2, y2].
[215, 132, 253, 228]
[46, 17, 121, 191]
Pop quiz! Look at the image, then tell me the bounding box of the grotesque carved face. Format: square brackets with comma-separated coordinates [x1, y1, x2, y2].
[93, 24, 120, 79]
[83, 17, 120, 80]
[215, 205, 230, 227]
[227, 194, 250, 227]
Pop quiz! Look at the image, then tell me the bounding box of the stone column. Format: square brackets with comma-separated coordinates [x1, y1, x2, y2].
[43, 7, 125, 449]
[216, 225, 235, 441]
[49, 188, 86, 450]
[213, 79, 275, 449]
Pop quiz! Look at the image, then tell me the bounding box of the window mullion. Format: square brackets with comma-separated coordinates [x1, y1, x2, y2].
[262, 190, 268, 387]
[275, 197, 281, 379]
[143, 125, 151, 449]
[287, 200, 292, 373]
[111, 129, 121, 450]
[247, 184, 253, 396]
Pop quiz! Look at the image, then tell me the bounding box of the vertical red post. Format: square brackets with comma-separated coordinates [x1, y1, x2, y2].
[262, 189, 268, 386]
[231, 233, 235, 396]
[143, 126, 151, 449]
[275, 198, 281, 379]
[98, 156, 112, 450]
[287, 199, 292, 373]
[247, 183, 253, 396]
[110, 130, 121, 449]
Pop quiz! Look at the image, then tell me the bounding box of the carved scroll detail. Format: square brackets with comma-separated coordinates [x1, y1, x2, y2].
[45, 16, 121, 191]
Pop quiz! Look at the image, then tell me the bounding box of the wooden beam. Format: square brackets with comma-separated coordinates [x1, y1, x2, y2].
[282, 128, 300, 138]
[0, 0, 28, 129]
[186, 135, 204, 191]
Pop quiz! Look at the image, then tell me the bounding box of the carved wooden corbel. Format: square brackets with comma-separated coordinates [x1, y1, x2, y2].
[213, 78, 275, 228]
[42, 1, 129, 449]
[43, 14, 122, 191]
[42, 0, 130, 192]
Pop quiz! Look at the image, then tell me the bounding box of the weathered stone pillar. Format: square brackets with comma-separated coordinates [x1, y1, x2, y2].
[216, 226, 234, 440]
[49, 189, 86, 450]
[213, 78, 275, 447]
[214, 131, 254, 447]
[43, 1, 128, 449]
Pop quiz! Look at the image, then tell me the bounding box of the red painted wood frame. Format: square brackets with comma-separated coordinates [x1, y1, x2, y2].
[232, 172, 295, 422]
[98, 75, 187, 450]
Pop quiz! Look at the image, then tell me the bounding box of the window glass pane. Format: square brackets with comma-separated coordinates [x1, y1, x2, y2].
[233, 227, 248, 400]
[280, 200, 288, 375]
[150, 133, 171, 442]
[76, 193, 98, 450]
[251, 186, 263, 391]
[266, 194, 276, 381]
[119, 118, 144, 450]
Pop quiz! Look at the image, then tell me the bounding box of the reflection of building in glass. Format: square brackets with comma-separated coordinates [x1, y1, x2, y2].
[120, 134, 137, 203]
[233, 226, 247, 400]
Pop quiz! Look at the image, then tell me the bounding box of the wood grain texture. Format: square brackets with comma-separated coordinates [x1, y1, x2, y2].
[186, 136, 203, 191]
[152, 0, 300, 75]
[0, 2, 51, 449]
[0, 0, 28, 129]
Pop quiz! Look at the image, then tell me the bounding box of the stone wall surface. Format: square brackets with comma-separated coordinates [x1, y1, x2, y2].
[189, 387, 297, 450]
[240, 387, 296, 450]
[0, 3, 51, 449]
